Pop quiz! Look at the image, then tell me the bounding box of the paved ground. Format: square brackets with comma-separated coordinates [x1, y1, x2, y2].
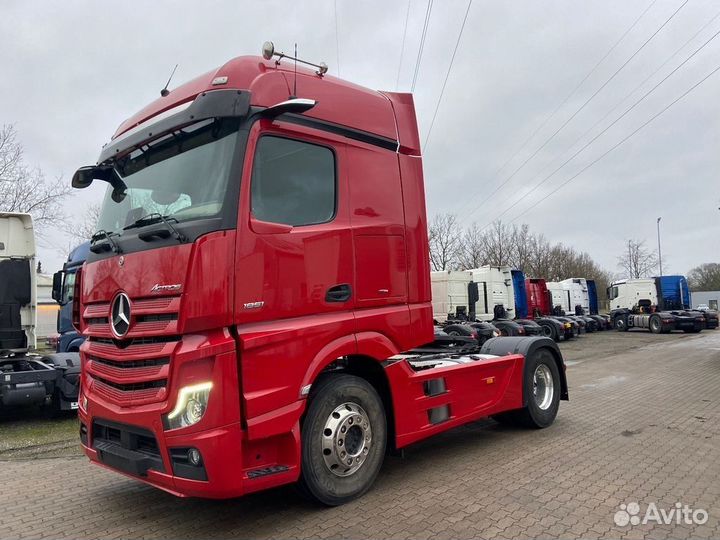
[2, 329, 719, 539]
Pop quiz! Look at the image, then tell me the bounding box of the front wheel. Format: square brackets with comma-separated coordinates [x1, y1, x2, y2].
[299, 374, 386, 506]
[493, 348, 560, 429]
[614, 315, 628, 332]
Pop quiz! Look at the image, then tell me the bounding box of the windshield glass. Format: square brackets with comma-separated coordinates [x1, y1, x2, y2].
[61, 271, 76, 305]
[95, 118, 240, 235]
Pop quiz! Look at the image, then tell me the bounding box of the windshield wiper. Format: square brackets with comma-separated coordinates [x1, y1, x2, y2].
[123, 213, 187, 243]
[90, 230, 122, 254]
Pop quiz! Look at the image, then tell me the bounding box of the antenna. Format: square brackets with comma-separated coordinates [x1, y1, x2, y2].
[160, 64, 179, 97]
[293, 43, 298, 98]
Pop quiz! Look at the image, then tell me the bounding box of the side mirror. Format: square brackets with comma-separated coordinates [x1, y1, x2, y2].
[52, 271, 63, 303]
[71, 166, 96, 189]
[71, 165, 128, 198]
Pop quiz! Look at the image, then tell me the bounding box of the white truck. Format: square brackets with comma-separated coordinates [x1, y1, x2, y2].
[552, 278, 608, 330]
[607, 278, 703, 333]
[0, 213, 80, 413]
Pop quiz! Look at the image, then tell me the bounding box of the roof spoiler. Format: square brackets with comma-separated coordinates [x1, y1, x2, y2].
[95, 89, 252, 165]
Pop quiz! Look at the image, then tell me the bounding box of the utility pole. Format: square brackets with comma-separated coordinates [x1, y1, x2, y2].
[656, 217, 663, 277]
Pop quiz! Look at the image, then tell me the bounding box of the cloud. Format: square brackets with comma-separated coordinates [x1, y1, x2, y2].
[1, 0, 718, 274]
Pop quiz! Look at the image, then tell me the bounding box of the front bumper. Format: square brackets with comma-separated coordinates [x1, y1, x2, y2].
[79, 409, 247, 498]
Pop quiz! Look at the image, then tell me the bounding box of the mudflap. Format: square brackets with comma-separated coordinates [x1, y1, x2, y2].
[385, 353, 524, 449]
[480, 336, 569, 403]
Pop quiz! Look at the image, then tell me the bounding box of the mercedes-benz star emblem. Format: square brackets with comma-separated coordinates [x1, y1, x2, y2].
[111, 293, 131, 337]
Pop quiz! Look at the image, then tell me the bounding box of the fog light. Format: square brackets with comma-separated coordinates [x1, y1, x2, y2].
[187, 448, 202, 466]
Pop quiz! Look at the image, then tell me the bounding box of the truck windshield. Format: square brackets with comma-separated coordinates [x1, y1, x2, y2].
[62, 271, 76, 305]
[95, 118, 240, 235]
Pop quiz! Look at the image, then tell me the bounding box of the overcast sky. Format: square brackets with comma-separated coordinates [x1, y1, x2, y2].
[2, 0, 719, 276]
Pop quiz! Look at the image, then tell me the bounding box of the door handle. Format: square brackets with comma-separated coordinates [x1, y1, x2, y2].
[326, 284, 352, 303]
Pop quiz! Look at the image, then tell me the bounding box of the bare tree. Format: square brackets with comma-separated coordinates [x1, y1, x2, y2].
[687, 263, 720, 291]
[0, 124, 72, 233]
[428, 213, 461, 271]
[457, 222, 485, 270]
[509, 223, 532, 271]
[481, 220, 514, 266]
[526, 233, 553, 278]
[617, 239, 658, 279]
[64, 203, 101, 244]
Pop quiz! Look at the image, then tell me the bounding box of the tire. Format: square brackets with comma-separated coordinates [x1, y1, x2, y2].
[492, 348, 561, 429]
[539, 323, 556, 341]
[444, 324, 473, 337]
[614, 315, 628, 332]
[299, 374, 387, 506]
[649, 315, 662, 334]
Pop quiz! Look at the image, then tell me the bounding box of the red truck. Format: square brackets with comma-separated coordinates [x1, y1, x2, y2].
[71, 45, 568, 505]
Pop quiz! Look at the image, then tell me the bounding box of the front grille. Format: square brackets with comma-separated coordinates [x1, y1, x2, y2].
[92, 356, 170, 369]
[93, 376, 166, 392]
[83, 294, 180, 407]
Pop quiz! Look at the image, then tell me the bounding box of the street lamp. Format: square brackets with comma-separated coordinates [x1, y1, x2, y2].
[656, 217, 663, 277]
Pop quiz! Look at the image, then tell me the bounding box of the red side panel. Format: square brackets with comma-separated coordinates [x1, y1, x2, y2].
[381, 91, 421, 156]
[387, 355, 525, 448]
[398, 154, 431, 307]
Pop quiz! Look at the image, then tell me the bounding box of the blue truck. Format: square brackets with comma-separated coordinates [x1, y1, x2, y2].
[51, 241, 90, 352]
[655, 275, 718, 330]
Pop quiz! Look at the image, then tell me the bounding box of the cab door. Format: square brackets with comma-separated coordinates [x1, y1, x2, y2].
[234, 118, 356, 423]
[235, 118, 354, 323]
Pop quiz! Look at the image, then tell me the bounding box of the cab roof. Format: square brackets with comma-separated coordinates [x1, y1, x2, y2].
[113, 56, 420, 155]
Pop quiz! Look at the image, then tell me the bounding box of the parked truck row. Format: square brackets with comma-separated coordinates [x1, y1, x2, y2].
[431, 266, 716, 346]
[431, 267, 611, 345]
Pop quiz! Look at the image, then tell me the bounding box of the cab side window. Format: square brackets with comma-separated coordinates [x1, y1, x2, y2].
[251, 136, 336, 226]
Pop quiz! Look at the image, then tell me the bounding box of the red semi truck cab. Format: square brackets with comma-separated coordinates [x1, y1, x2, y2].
[525, 278, 552, 318]
[74, 50, 567, 505]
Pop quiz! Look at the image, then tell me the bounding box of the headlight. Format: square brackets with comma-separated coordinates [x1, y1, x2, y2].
[492, 330, 500, 337]
[565, 323, 571, 328]
[163, 382, 212, 430]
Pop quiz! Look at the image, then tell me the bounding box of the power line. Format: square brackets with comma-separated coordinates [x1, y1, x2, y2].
[482, 24, 720, 226]
[396, 0, 412, 90]
[411, 0, 434, 92]
[515, 8, 720, 200]
[453, 0, 657, 216]
[463, 0, 689, 221]
[509, 62, 720, 224]
[334, 0, 341, 77]
[423, 0, 473, 150]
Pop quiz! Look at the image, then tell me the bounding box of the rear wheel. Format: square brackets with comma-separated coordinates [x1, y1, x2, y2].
[493, 349, 560, 429]
[649, 315, 662, 334]
[299, 374, 386, 506]
[539, 322, 557, 341]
